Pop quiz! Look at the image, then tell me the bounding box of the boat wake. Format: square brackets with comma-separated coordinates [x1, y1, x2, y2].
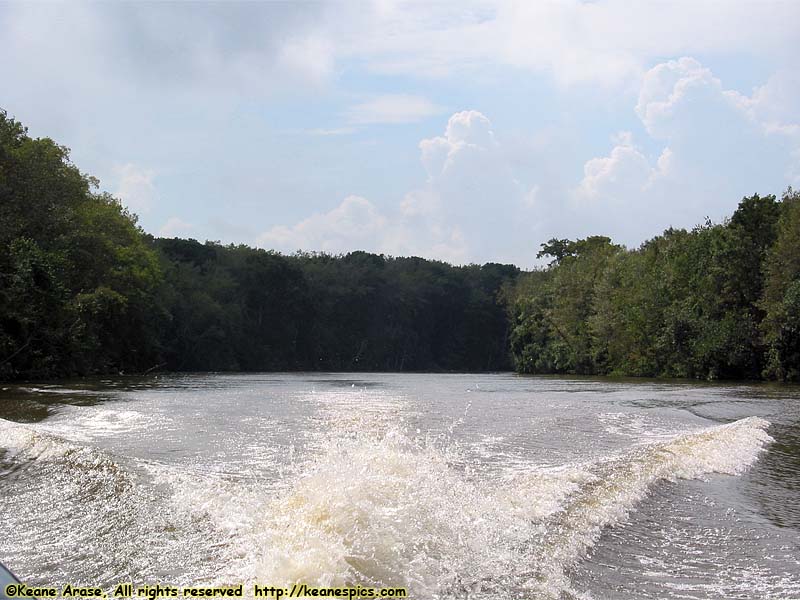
[0, 414, 772, 599]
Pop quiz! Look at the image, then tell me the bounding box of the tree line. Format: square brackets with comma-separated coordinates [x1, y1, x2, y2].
[2, 111, 798, 382]
[506, 190, 800, 381]
[0, 112, 517, 380]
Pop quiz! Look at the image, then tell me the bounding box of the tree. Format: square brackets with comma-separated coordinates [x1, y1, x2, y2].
[0, 110, 164, 378]
[762, 188, 800, 380]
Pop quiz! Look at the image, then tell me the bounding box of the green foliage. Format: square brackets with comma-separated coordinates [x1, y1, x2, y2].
[509, 193, 799, 381]
[509, 237, 621, 374]
[154, 242, 519, 372]
[0, 111, 165, 379]
[761, 188, 800, 380]
[536, 238, 573, 266]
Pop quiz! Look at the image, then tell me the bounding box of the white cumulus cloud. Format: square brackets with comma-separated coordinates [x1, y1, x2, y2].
[574, 56, 800, 244]
[578, 132, 657, 200]
[258, 195, 388, 254]
[257, 110, 533, 264]
[113, 163, 157, 214]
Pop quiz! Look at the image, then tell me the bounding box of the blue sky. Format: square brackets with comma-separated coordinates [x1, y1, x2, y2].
[2, 1, 798, 267]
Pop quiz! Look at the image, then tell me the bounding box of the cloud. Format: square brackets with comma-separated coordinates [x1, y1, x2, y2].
[745, 71, 800, 133]
[159, 217, 194, 238]
[331, 1, 800, 86]
[739, 71, 800, 185]
[419, 110, 495, 175]
[3, 2, 799, 117]
[258, 195, 388, 254]
[346, 94, 443, 125]
[635, 57, 714, 137]
[257, 110, 533, 265]
[256, 192, 469, 263]
[113, 164, 157, 214]
[413, 110, 534, 262]
[277, 34, 335, 85]
[10, 1, 795, 106]
[636, 57, 799, 174]
[634, 57, 755, 144]
[573, 57, 800, 243]
[577, 132, 667, 200]
[146, 57, 800, 266]
[634, 57, 798, 158]
[0, 2, 337, 106]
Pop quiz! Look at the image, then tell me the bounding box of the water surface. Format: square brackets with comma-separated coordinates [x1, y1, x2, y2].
[1, 373, 798, 599]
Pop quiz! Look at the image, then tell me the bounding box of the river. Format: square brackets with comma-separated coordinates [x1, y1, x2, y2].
[1, 373, 798, 599]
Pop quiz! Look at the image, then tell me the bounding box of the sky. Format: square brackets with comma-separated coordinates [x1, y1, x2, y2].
[1, 1, 799, 267]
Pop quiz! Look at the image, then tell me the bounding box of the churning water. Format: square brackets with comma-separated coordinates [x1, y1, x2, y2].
[1, 374, 799, 599]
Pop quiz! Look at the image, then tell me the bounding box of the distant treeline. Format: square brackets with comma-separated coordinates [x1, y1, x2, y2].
[0, 112, 517, 380]
[2, 111, 798, 382]
[506, 190, 800, 381]
[154, 240, 518, 373]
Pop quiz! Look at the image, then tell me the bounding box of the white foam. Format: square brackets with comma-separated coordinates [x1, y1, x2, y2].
[38, 406, 153, 442]
[245, 427, 537, 595]
[227, 417, 773, 599]
[1, 412, 775, 599]
[538, 416, 774, 595]
[597, 411, 679, 439]
[0, 417, 81, 461]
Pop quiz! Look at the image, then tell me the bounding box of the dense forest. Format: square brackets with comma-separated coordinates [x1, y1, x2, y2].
[1, 111, 799, 382]
[507, 189, 800, 381]
[0, 112, 517, 380]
